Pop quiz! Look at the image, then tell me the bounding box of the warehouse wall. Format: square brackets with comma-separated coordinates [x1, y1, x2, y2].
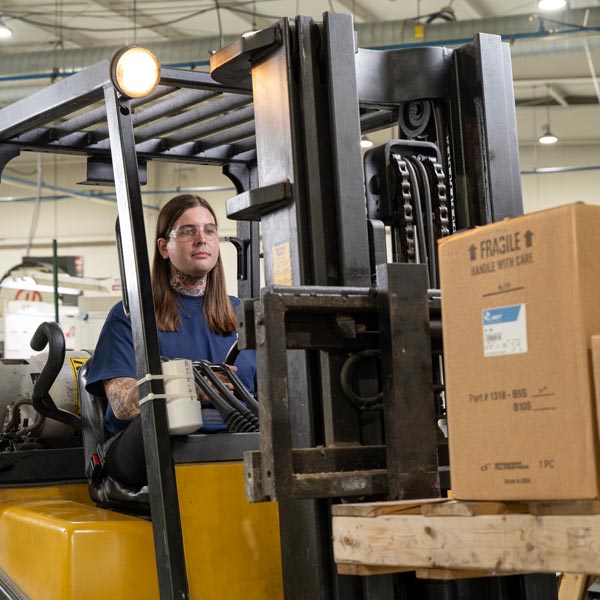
[0, 156, 241, 294]
[519, 145, 600, 213]
[516, 105, 600, 213]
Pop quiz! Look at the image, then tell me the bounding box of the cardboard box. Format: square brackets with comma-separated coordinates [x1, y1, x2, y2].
[439, 203, 600, 500]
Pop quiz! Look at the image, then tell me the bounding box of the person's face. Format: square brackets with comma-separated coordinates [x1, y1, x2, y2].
[157, 205, 220, 278]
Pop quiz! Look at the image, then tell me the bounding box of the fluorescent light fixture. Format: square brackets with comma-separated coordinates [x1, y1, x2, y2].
[0, 267, 117, 297]
[538, 125, 558, 144]
[360, 135, 374, 149]
[0, 276, 81, 296]
[537, 0, 566, 10]
[0, 17, 12, 39]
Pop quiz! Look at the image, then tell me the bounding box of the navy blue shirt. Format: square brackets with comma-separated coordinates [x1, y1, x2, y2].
[85, 294, 256, 434]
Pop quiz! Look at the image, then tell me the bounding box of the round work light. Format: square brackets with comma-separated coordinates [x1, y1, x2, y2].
[111, 46, 160, 99]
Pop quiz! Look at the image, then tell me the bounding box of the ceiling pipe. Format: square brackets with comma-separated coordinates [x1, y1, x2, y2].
[0, 7, 599, 78]
[521, 165, 600, 174]
[513, 76, 596, 88]
[1, 173, 159, 211]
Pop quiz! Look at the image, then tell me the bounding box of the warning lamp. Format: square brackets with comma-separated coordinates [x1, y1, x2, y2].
[111, 46, 160, 99]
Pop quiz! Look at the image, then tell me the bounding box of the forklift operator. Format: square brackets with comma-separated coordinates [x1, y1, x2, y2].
[85, 194, 256, 488]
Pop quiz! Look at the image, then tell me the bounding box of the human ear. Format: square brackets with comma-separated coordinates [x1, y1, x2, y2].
[157, 238, 170, 259]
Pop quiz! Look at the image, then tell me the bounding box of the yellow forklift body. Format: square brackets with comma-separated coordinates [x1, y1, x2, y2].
[0, 462, 282, 599]
[176, 462, 283, 600]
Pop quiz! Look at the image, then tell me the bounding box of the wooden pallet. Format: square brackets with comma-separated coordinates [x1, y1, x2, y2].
[332, 498, 600, 584]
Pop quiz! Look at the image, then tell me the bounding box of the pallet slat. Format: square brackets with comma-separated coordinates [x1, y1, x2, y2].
[333, 507, 600, 575]
[414, 568, 524, 580]
[421, 500, 530, 517]
[333, 498, 446, 518]
[337, 564, 412, 576]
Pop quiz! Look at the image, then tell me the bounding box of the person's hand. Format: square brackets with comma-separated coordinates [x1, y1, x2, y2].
[216, 365, 237, 393]
[195, 366, 238, 405]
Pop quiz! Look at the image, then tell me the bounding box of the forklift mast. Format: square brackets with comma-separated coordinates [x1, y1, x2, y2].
[212, 13, 553, 600]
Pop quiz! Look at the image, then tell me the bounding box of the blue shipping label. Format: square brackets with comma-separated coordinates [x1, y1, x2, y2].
[482, 304, 527, 357]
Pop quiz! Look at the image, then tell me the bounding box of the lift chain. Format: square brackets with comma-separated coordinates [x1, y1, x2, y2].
[390, 152, 416, 262]
[422, 156, 450, 240]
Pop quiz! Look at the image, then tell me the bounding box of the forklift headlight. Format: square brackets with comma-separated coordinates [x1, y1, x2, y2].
[110, 46, 160, 99]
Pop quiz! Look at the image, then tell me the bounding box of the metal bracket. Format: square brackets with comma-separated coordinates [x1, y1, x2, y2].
[0, 144, 21, 180]
[225, 236, 250, 280]
[226, 179, 292, 221]
[210, 23, 284, 89]
[79, 155, 147, 186]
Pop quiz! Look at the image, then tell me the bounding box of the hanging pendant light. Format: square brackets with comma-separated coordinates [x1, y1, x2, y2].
[0, 16, 12, 39]
[538, 125, 558, 144]
[360, 135, 374, 149]
[538, 85, 559, 144]
[537, 0, 567, 11]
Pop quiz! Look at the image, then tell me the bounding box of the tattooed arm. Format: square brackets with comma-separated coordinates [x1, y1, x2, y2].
[104, 370, 235, 415]
[103, 377, 140, 421]
[105, 375, 209, 413]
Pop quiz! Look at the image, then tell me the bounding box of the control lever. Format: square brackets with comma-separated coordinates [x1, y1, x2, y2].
[211, 364, 259, 417]
[224, 339, 240, 365]
[192, 362, 258, 433]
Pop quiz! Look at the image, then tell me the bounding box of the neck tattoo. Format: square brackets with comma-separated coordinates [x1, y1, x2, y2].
[169, 265, 207, 296]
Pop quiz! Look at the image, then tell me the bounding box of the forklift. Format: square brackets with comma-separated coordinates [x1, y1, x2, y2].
[0, 12, 558, 600]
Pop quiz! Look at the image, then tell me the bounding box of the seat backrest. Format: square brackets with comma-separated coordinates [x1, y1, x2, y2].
[78, 360, 108, 467]
[77, 360, 149, 513]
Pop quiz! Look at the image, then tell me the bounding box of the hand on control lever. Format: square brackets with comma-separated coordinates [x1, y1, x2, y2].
[195, 365, 237, 404]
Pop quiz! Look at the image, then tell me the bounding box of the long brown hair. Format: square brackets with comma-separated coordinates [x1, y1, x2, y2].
[152, 194, 237, 334]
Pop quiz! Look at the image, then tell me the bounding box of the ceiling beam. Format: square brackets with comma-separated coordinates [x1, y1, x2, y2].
[514, 76, 600, 87]
[2, 0, 91, 48]
[461, 0, 493, 18]
[547, 85, 569, 107]
[93, 0, 186, 40]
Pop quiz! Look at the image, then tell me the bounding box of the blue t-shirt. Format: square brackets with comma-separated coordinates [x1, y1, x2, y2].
[85, 294, 256, 434]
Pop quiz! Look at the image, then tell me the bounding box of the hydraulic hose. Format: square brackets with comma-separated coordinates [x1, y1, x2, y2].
[195, 360, 259, 428]
[211, 363, 259, 417]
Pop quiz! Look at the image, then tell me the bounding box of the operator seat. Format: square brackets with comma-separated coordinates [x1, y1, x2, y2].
[77, 360, 150, 513]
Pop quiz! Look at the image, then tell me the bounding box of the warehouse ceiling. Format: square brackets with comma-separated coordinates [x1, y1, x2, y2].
[0, 0, 599, 147]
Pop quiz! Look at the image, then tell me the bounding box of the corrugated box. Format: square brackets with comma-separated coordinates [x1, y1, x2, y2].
[439, 203, 600, 500]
